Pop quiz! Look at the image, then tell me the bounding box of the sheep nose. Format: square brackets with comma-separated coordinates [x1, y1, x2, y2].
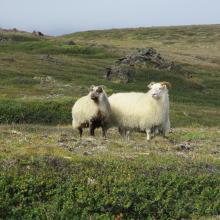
[152, 93, 159, 99]
[91, 94, 95, 99]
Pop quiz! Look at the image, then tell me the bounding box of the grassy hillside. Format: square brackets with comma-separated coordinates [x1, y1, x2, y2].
[0, 25, 220, 126]
[0, 25, 220, 219]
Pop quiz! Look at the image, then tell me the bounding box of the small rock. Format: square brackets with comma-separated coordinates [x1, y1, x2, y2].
[93, 145, 108, 152]
[210, 150, 219, 155]
[66, 40, 76, 45]
[175, 141, 193, 151]
[11, 130, 22, 135]
[176, 152, 187, 158]
[58, 142, 69, 149]
[87, 177, 96, 185]
[83, 137, 96, 142]
[58, 142, 76, 152]
[1, 159, 17, 170]
[59, 134, 69, 142]
[83, 151, 92, 156]
[105, 64, 135, 83]
[33, 30, 44, 36]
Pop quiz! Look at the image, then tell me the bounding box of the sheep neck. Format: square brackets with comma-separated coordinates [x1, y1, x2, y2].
[145, 91, 169, 122]
[94, 93, 111, 118]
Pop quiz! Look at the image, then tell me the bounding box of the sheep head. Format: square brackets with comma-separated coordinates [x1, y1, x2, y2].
[148, 81, 171, 99]
[89, 85, 105, 103]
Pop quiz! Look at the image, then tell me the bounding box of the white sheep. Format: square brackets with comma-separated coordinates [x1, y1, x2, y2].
[108, 82, 171, 140]
[72, 85, 111, 137]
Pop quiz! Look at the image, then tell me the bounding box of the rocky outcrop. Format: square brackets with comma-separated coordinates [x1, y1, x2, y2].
[105, 48, 178, 83]
[116, 48, 174, 69]
[66, 40, 76, 45]
[0, 35, 8, 43]
[106, 64, 135, 83]
[32, 30, 44, 37]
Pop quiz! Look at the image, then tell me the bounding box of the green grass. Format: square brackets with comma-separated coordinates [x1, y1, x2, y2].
[0, 25, 220, 219]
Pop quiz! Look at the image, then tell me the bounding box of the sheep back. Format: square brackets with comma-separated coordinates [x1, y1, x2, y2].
[72, 95, 100, 129]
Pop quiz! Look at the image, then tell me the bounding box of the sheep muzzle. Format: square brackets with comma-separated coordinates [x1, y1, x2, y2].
[152, 93, 160, 99]
[90, 93, 99, 102]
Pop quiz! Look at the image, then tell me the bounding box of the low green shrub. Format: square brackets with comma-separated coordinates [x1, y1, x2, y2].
[0, 41, 115, 58]
[0, 99, 73, 124]
[0, 156, 220, 219]
[9, 35, 40, 42]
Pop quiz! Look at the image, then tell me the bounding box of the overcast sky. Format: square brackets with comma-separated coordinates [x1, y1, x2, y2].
[1, 0, 220, 36]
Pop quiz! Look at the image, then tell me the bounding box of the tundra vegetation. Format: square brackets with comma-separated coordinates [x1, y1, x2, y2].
[0, 25, 220, 219]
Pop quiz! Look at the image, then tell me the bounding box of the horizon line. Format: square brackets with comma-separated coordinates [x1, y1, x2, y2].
[1, 23, 220, 37]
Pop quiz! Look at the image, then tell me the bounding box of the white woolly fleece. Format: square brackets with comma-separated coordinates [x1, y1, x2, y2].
[72, 91, 111, 129]
[109, 89, 170, 134]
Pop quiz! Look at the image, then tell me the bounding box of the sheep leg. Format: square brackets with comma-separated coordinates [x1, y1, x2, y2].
[146, 129, 151, 141]
[154, 127, 159, 136]
[89, 124, 95, 136]
[118, 127, 129, 140]
[78, 127, 83, 137]
[118, 127, 124, 136]
[151, 126, 158, 137]
[101, 126, 107, 138]
[162, 119, 170, 137]
[125, 130, 130, 141]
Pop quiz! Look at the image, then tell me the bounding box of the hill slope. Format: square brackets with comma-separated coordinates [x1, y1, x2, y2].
[0, 25, 220, 219]
[0, 25, 220, 126]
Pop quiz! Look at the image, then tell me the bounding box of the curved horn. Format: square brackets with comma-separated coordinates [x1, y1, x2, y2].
[160, 81, 172, 89]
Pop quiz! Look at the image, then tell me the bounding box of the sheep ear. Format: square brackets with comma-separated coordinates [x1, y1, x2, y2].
[148, 82, 155, 89]
[160, 81, 172, 89]
[99, 85, 106, 90]
[89, 85, 95, 91]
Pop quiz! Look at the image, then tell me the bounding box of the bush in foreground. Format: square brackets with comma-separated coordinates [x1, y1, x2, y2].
[0, 156, 220, 219]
